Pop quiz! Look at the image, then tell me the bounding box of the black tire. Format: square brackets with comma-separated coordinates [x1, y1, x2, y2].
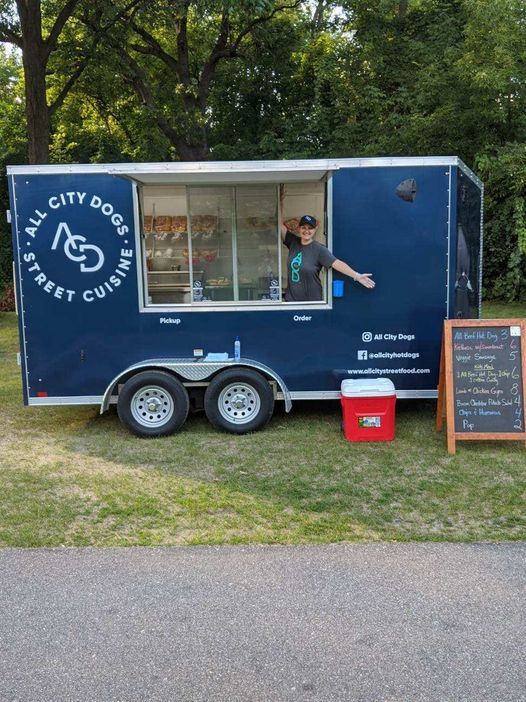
[117, 370, 189, 437]
[204, 368, 275, 434]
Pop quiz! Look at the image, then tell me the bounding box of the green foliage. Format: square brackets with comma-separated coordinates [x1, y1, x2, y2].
[209, 12, 314, 159]
[476, 144, 526, 301]
[1, 0, 526, 296]
[0, 47, 26, 300]
[0, 49, 25, 160]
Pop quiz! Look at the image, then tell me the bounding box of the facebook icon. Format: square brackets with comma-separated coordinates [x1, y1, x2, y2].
[357, 350, 368, 360]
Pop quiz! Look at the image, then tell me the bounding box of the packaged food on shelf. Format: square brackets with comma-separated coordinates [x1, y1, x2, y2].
[143, 215, 153, 233]
[207, 277, 231, 286]
[191, 215, 217, 235]
[154, 215, 172, 233]
[201, 249, 217, 262]
[182, 249, 201, 265]
[172, 216, 188, 233]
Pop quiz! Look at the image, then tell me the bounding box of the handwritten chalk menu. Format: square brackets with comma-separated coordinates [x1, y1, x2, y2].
[452, 325, 523, 432]
[436, 319, 526, 454]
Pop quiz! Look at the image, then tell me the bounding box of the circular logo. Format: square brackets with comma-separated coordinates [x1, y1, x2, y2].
[22, 190, 134, 304]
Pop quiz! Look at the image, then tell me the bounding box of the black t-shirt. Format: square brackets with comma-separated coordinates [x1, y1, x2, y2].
[284, 230, 336, 302]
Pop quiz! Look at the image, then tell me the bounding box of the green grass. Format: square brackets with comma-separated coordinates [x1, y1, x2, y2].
[481, 300, 526, 319]
[1, 303, 525, 547]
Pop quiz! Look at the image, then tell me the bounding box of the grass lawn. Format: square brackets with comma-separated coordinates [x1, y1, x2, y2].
[1, 301, 525, 547]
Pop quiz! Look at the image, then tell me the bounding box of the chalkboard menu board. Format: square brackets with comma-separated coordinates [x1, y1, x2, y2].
[437, 319, 526, 454]
[452, 325, 524, 432]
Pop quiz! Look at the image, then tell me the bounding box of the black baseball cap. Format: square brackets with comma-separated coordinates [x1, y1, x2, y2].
[299, 215, 317, 228]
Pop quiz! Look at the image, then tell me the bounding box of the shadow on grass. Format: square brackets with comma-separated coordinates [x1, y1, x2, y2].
[60, 397, 525, 539]
[65, 401, 457, 495]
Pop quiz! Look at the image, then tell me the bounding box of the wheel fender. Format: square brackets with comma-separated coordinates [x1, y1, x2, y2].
[100, 358, 292, 414]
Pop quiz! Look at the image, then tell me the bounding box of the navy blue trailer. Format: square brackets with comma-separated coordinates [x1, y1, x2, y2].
[6, 157, 483, 436]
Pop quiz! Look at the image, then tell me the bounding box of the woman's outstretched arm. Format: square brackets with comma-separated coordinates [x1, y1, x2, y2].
[332, 259, 375, 288]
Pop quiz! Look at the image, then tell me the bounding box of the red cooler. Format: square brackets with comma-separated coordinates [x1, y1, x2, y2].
[340, 378, 396, 442]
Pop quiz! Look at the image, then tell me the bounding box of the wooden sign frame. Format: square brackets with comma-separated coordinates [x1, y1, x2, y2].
[436, 319, 526, 454]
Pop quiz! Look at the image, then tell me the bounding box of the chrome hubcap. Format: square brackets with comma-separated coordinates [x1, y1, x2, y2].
[146, 397, 163, 413]
[131, 385, 174, 427]
[231, 393, 248, 410]
[218, 383, 261, 425]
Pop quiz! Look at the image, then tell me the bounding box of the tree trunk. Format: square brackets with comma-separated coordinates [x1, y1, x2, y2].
[177, 142, 209, 161]
[22, 50, 50, 164]
[312, 0, 325, 34]
[17, 0, 50, 164]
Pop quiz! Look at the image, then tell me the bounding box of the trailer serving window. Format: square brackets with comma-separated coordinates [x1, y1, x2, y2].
[140, 180, 328, 308]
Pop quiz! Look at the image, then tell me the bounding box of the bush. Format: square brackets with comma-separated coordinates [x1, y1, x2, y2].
[476, 144, 526, 302]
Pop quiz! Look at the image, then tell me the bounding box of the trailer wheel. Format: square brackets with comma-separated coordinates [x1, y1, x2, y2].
[204, 368, 274, 434]
[117, 371, 189, 437]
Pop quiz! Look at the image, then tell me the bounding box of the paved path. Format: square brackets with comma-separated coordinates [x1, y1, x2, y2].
[0, 543, 525, 701]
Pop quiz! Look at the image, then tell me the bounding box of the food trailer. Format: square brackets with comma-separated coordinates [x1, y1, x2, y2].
[6, 157, 483, 436]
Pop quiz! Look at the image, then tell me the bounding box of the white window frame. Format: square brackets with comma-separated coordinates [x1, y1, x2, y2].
[138, 175, 334, 313]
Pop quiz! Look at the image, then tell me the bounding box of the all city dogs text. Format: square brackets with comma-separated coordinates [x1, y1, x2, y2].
[21, 191, 133, 304]
[349, 329, 432, 376]
[357, 331, 418, 360]
[362, 332, 416, 342]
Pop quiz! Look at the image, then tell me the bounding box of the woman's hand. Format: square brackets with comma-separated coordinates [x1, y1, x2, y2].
[332, 259, 375, 289]
[355, 273, 375, 288]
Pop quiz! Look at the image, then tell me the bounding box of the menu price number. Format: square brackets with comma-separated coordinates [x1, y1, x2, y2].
[514, 395, 523, 431]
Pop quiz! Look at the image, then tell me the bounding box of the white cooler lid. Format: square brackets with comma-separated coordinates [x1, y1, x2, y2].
[341, 378, 395, 397]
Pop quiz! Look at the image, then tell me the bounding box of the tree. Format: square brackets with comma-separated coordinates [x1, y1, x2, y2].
[477, 145, 526, 301]
[207, 11, 312, 159]
[0, 0, 81, 162]
[0, 0, 143, 163]
[90, 0, 303, 160]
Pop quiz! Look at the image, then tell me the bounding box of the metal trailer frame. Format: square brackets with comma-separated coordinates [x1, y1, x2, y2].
[6, 156, 483, 432]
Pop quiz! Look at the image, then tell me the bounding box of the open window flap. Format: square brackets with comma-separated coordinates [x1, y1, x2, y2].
[108, 165, 333, 185]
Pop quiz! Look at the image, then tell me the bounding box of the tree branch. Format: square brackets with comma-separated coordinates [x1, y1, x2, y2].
[127, 8, 199, 112]
[197, 7, 232, 108]
[198, 0, 302, 109]
[129, 19, 182, 78]
[48, 0, 147, 116]
[312, 0, 325, 34]
[175, 2, 191, 87]
[43, 0, 81, 61]
[0, 21, 23, 47]
[119, 50, 188, 152]
[48, 44, 97, 116]
[231, 1, 302, 52]
[95, 97, 136, 146]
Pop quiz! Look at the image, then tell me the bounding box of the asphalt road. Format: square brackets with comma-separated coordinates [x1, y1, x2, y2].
[0, 543, 525, 702]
